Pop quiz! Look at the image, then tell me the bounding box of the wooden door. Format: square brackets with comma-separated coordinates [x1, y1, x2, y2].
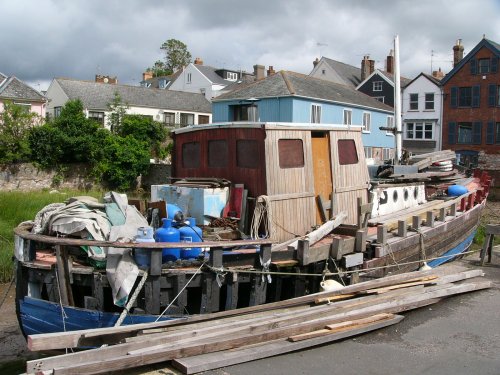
[311, 132, 333, 224]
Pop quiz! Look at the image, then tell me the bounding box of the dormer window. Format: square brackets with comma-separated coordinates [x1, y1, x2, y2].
[373, 81, 383, 91]
[227, 72, 238, 81]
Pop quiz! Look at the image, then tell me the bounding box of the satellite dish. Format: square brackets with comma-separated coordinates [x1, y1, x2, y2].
[103, 77, 109, 83]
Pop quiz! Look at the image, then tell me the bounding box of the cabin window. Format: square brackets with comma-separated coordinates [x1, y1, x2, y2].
[236, 140, 259, 168]
[278, 139, 304, 168]
[338, 139, 358, 165]
[182, 142, 200, 168]
[311, 104, 321, 123]
[208, 140, 228, 168]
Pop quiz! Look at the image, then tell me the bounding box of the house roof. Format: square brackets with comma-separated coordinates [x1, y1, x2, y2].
[141, 70, 182, 89]
[54, 78, 212, 113]
[214, 70, 393, 113]
[320, 57, 362, 88]
[195, 65, 229, 85]
[356, 69, 412, 90]
[441, 38, 500, 85]
[0, 76, 46, 102]
[404, 72, 442, 88]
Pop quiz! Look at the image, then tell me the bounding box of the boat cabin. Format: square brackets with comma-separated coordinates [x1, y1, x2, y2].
[171, 123, 371, 242]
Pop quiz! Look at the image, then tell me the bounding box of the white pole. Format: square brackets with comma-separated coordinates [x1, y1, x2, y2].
[394, 35, 402, 164]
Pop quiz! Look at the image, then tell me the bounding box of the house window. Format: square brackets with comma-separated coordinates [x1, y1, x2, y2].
[373, 81, 383, 91]
[180, 113, 194, 126]
[383, 148, 391, 161]
[406, 122, 433, 140]
[13, 102, 31, 113]
[343, 109, 352, 126]
[182, 142, 200, 168]
[409, 93, 418, 110]
[322, 69, 326, 75]
[187, 73, 192, 84]
[208, 140, 228, 168]
[278, 139, 304, 168]
[164, 112, 176, 126]
[88, 111, 105, 125]
[478, 58, 490, 74]
[311, 104, 321, 123]
[226, 72, 237, 81]
[362, 112, 371, 132]
[459, 87, 472, 107]
[386, 116, 394, 135]
[425, 93, 434, 110]
[338, 139, 358, 165]
[54, 106, 61, 118]
[236, 140, 259, 168]
[457, 122, 473, 144]
[159, 79, 167, 89]
[364, 146, 373, 158]
[198, 115, 210, 124]
[232, 104, 259, 121]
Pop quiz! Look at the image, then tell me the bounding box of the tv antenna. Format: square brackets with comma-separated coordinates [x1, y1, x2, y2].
[317, 42, 328, 56]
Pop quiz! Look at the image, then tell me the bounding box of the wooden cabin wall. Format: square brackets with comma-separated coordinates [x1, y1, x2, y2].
[329, 129, 370, 225]
[172, 128, 267, 198]
[264, 129, 316, 242]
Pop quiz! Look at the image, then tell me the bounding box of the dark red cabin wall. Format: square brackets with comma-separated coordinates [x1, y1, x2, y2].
[172, 128, 267, 198]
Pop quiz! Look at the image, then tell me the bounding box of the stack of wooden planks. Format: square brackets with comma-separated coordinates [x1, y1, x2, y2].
[409, 150, 456, 171]
[25, 267, 490, 375]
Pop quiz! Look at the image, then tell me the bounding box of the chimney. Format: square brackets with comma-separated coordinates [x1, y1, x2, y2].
[361, 55, 374, 81]
[386, 50, 394, 74]
[142, 71, 153, 81]
[453, 39, 464, 67]
[95, 75, 118, 84]
[253, 64, 265, 81]
[313, 57, 320, 67]
[432, 67, 445, 80]
[194, 57, 203, 65]
[267, 66, 276, 76]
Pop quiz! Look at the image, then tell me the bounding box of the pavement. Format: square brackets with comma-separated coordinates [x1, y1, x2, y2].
[1, 251, 499, 375]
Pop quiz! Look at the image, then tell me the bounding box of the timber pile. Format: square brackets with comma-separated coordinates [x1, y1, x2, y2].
[408, 150, 456, 171]
[25, 267, 490, 375]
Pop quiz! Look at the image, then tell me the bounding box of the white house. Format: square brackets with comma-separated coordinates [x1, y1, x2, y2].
[401, 73, 443, 154]
[168, 58, 255, 100]
[46, 76, 212, 129]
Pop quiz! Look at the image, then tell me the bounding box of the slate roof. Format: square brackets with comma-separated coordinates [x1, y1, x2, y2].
[0, 76, 46, 102]
[54, 78, 211, 113]
[321, 58, 362, 88]
[141, 70, 182, 89]
[214, 71, 393, 112]
[377, 71, 412, 88]
[195, 65, 229, 85]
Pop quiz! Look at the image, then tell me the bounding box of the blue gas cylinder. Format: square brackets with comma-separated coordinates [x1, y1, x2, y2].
[167, 204, 184, 223]
[448, 184, 468, 197]
[179, 217, 203, 259]
[155, 218, 181, 262]
[134, 226, 155, 268]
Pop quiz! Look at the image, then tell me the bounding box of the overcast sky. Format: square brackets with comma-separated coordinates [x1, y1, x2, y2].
[1, 0, 499, 92]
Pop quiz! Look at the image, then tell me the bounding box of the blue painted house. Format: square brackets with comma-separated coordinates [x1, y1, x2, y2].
[212, 71, 395, 163]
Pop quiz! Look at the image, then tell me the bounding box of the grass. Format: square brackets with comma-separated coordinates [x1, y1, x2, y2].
[0, 189, 104, 282]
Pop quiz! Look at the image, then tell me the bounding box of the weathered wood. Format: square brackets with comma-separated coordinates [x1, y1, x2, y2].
[450, 203, 457, 216]
[172, 315, 404, 374]
[398, 220, 407, 237]
[27, 268, 478, 351]
[288, 212, 347, 250]
[439, 207, 446, 222]
[297, 241, 331, 266]
[55, 245, 74, 307]
[225, 272, 239, 310]
[412, 215, 421, 230]
[39, 281, 490, 374]
[355, 230, 367, 252]
[331, 237, 355, 260]
[377, 225, 388, 244]
[145, 276, 160, 314]
[426, 211, 435, 228]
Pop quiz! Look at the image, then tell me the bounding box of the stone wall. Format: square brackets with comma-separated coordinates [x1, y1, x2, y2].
[0, 163, 172, 192]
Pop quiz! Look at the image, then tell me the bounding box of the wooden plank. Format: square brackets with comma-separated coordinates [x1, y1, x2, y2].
[55, 245, 74, 307]
[297, 241, 331, 266]
[27, 268, 477, 351]
[172, 315, 404, 374]
[331, 237, 355, 260]
[45, 282, 490, 374]
[355, 230, 367, 252]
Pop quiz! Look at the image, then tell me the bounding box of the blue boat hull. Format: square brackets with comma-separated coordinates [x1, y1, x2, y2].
[19, 297, 171, 336]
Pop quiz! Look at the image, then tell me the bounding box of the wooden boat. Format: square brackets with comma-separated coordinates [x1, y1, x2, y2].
[13, 123, 492, 338]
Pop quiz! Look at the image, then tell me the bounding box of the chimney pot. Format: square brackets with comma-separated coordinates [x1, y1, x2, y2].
[194, 57, 203, 65]
[453, 39, 464, 67]
[267, 66, 275, 76]
[253, 64, 265, 81]
[361, 55, 374, 81]
[143, 71, 153, 81]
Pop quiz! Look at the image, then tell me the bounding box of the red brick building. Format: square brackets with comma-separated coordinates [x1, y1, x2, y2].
[441, 38, 500, 186]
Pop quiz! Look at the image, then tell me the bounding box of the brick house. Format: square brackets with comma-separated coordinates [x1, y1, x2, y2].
[441, 38, 500, 185]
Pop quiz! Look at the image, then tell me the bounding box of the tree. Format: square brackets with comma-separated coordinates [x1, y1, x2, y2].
[0, 101, 43, 163]
[107, 92, 129, 134]
[160, 39, 192, 74]
[147, 60, 170, 77]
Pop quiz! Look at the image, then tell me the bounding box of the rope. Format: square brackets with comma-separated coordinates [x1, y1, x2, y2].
[251, 195, 273, 239]
[114, 270, 149, 327]
[54, 267, 69, 353]
[155, 262, 205, 321]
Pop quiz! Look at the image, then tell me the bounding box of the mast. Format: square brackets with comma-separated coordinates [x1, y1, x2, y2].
[394, 35, 402, 164]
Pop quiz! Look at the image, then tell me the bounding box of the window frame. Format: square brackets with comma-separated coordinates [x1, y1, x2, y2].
[409, 93, 419, 110]
[343, 109, 352, 126]
[278, 139, 305, 169]
[164, 112, 176, 126]
[496, 123, 500, 144]
[180, 113, 194, 126]
[54, 106, 62, 118]
[478, 58, 490, 74]
[310, 104, 322, 124]
[186, 72, 192, 84]
[457, 122, 473, 144]
[405, 122, 433, 140]
[88, 111, 105, 125]
[424, 93, 435, 110]
[458, 87, 472, 107]
[362, 112, 371, 133]
[386, 115, 395, 136]
[373, 81, 383, 92]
